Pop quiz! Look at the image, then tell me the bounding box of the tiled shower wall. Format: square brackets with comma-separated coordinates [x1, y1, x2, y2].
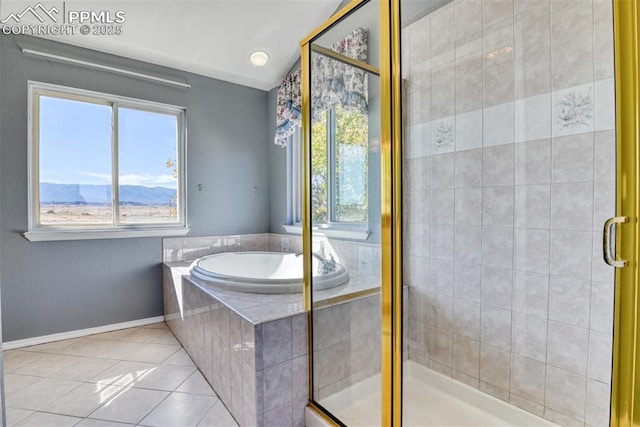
[402, 0, 615, 426]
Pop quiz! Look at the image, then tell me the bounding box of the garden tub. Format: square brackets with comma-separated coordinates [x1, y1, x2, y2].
[189, 251, 349, 294]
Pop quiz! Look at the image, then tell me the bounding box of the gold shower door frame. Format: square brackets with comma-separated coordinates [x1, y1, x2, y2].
[300, 0, 403, 425]
[611, 1, 640, 426]
[301, 0, 639, 426]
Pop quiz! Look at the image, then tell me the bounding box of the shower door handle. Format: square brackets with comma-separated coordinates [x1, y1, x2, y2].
[603, 216, 629, 268]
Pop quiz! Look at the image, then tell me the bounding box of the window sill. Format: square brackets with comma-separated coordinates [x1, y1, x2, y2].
[282, 223, 370, 241]
[24, 227, 190, 242]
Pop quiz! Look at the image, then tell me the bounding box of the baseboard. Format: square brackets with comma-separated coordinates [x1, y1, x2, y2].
[2, 316, 165, 350]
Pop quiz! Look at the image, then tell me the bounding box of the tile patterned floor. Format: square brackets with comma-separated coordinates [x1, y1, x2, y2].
[4, 322, 239, 427]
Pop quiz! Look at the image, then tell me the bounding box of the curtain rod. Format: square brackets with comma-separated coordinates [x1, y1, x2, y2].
[21, 48, 191, 90]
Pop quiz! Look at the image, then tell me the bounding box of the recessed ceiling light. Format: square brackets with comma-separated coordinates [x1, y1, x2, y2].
[249, 51, 270, 66]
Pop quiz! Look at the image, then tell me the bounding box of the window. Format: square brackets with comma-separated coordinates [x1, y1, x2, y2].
[287, 103, 370, 240]
[312, 104, 368, 224]
[25, 82, 188, 241]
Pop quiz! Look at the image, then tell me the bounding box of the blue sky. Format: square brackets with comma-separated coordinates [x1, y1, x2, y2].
[39, 96, 178, 189]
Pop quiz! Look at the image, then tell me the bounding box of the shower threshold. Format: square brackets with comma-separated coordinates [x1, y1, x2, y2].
[309, 361, 560, 426]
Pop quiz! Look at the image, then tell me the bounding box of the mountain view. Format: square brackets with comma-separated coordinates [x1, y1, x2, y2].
[40, 183, 177, 206]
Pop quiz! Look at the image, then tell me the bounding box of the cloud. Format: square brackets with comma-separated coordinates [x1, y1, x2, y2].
[119, 173, 176, 188]
[79, 171, 111, 183]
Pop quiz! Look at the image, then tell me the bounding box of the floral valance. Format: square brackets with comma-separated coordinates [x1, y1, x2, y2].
[274, 68, 302, 146]
[274, 27, 369, 146]
[311, 27, 368, 122]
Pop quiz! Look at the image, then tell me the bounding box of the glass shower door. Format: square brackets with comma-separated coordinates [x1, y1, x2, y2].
[304, 0, 385, 424]
[309, 66, 383, 424]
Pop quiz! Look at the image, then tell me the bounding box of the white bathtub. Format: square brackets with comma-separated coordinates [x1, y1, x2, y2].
[189, 251, 350, 294]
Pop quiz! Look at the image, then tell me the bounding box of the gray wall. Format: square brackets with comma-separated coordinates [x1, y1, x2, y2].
[0, 35, 270, 342]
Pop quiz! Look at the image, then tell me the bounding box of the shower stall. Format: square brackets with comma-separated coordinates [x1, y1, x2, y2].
[400, 0, 616, 425]
[301, 0, 637, 425]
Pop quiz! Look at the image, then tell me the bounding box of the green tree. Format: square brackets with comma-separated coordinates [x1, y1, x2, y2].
[335, 104, 368, 222]
[311, 111, 328, 223]
[311, 103, 368, 224]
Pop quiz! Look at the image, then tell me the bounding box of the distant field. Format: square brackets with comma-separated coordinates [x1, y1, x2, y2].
[39, 204, 177, 224]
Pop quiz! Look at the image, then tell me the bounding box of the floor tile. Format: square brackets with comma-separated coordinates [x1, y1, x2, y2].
[76, 419, 136, 427]
[197, 401, 239, 427]
[133, 364, 196, 391]
[139, 392, 217, 427]
[176, 371, 216, 396]
[151, 332, 180, 345]
[122, 328, 168, 343]
[89, 387, 168, 424]
[90, 328, 139, 341]
[122, 343, 181, 364]
[5, 407, 34, 426]
[57, 338, 135, 360]
[4, 351, 44, 373]
[6, 378, 82, 410]
[43, 382, 124, 417]
[76, 420, 135, 427]
[90, 361, 158, 387]
[143, 323, 169, 330]
[13, 354, 84, 377]
[162, 349, 195, 367]
[14, 412, 82, 426]
[4, 374, 42, 394]
[49, 357, 119, 382]
[23, 338, 82, 353]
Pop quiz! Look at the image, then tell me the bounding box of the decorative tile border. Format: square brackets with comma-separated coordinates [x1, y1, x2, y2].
[404, 80, 615, 159]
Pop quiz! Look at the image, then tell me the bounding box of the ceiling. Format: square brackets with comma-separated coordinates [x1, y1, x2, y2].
[0, 0, 343, 91]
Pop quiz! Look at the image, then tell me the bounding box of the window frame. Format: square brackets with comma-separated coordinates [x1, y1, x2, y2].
[287, 128, 303, 225]
[284, 107, 370, 240]
[25, 81, 189, 241]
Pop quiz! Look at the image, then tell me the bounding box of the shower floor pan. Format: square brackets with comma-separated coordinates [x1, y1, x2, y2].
[308, 361, 560, 426]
